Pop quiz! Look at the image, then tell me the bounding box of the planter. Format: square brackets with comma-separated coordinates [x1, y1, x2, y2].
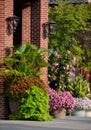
[9, 100, 21, 115]
[51, 108, 66, 119]
[85, 110, 91, 117]
[71, 109, 85, 117]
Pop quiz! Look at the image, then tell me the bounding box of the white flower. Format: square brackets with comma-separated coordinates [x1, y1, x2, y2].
[75, 97, 91, 110]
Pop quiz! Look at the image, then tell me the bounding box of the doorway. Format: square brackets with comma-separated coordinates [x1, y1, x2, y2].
[13, 0, 22, 47]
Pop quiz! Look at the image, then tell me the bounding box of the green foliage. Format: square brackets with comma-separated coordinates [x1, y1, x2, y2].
[68, 75, 89, 98]
[49, 2, 89, 49]
[12, 86, 52, 121]
[2, 43, 49, 77]
[70, 45, 83, 68]
[86, 94, 91, 100]
[49, 2, 91, 66]
[48, 2, 91, 91]
[48, 49, 73, 91]
[2, 43, 49, 100]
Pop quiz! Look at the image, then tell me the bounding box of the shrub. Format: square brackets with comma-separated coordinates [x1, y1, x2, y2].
[3, 43, 48, 77]
[86, 94, 91, 100]
[4, 76, 48, 100]
[15, 86, 52, 121]
[2, 43, 48, 100]
[68, 75, 89, 98]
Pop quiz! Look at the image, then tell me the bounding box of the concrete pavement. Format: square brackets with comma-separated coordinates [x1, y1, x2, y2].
[0, 116, 91, 130]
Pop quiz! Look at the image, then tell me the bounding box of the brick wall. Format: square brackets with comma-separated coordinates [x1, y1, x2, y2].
[0, 0, 13, 119]
[31, 0, 40, 46]
[22, 0, 48, 85]
[40, 0, 48, 86]
[22, 2, 31, 43]
[31, 0, 48, 85]
[4, 0, 13, 48]
[0, 95, 9, 119]
[0, 0, 5, 63]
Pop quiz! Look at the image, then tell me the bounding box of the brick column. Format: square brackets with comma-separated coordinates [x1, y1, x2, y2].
[31, 0, 40, 46]
[22, 2, 31, 43]
[0, 0, 13, 119]
[40, 0, 48, 86]
[31, 0, 48, 85]
[0, 0, 5, 64]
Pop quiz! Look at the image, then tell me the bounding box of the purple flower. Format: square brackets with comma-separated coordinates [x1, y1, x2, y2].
[48, 88, 75, 112]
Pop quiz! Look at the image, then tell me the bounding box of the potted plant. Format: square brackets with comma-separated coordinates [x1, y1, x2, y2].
[71, 97, 91, 117]
[9, 86, 52, 121]
[68, 75, 89, 98]
[1, 43, 49, 116]
[48, 87, 75, 119]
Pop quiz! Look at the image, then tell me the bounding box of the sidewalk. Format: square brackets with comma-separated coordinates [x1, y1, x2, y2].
[0, 116, 91, 130]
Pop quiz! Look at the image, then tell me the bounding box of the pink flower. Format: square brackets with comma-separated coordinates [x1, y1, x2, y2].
[72, 57, 76, 65]
[52, 62, 59, 67]
[48, 75, 51, 77]
[64, 65, 70, 70]
[68, 72, 75, 77]
[48, 88, 75, 112]
[67, 50, 71, 54]
[53, 76, 57, 80]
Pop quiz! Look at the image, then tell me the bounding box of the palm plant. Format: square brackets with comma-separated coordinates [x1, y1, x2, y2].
[3, 43, 48, 77]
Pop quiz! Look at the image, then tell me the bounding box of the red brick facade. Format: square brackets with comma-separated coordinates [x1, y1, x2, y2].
[22, 2, 31, 43]
[0, 0, 13, 119]
[0, 0, 48, 119]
